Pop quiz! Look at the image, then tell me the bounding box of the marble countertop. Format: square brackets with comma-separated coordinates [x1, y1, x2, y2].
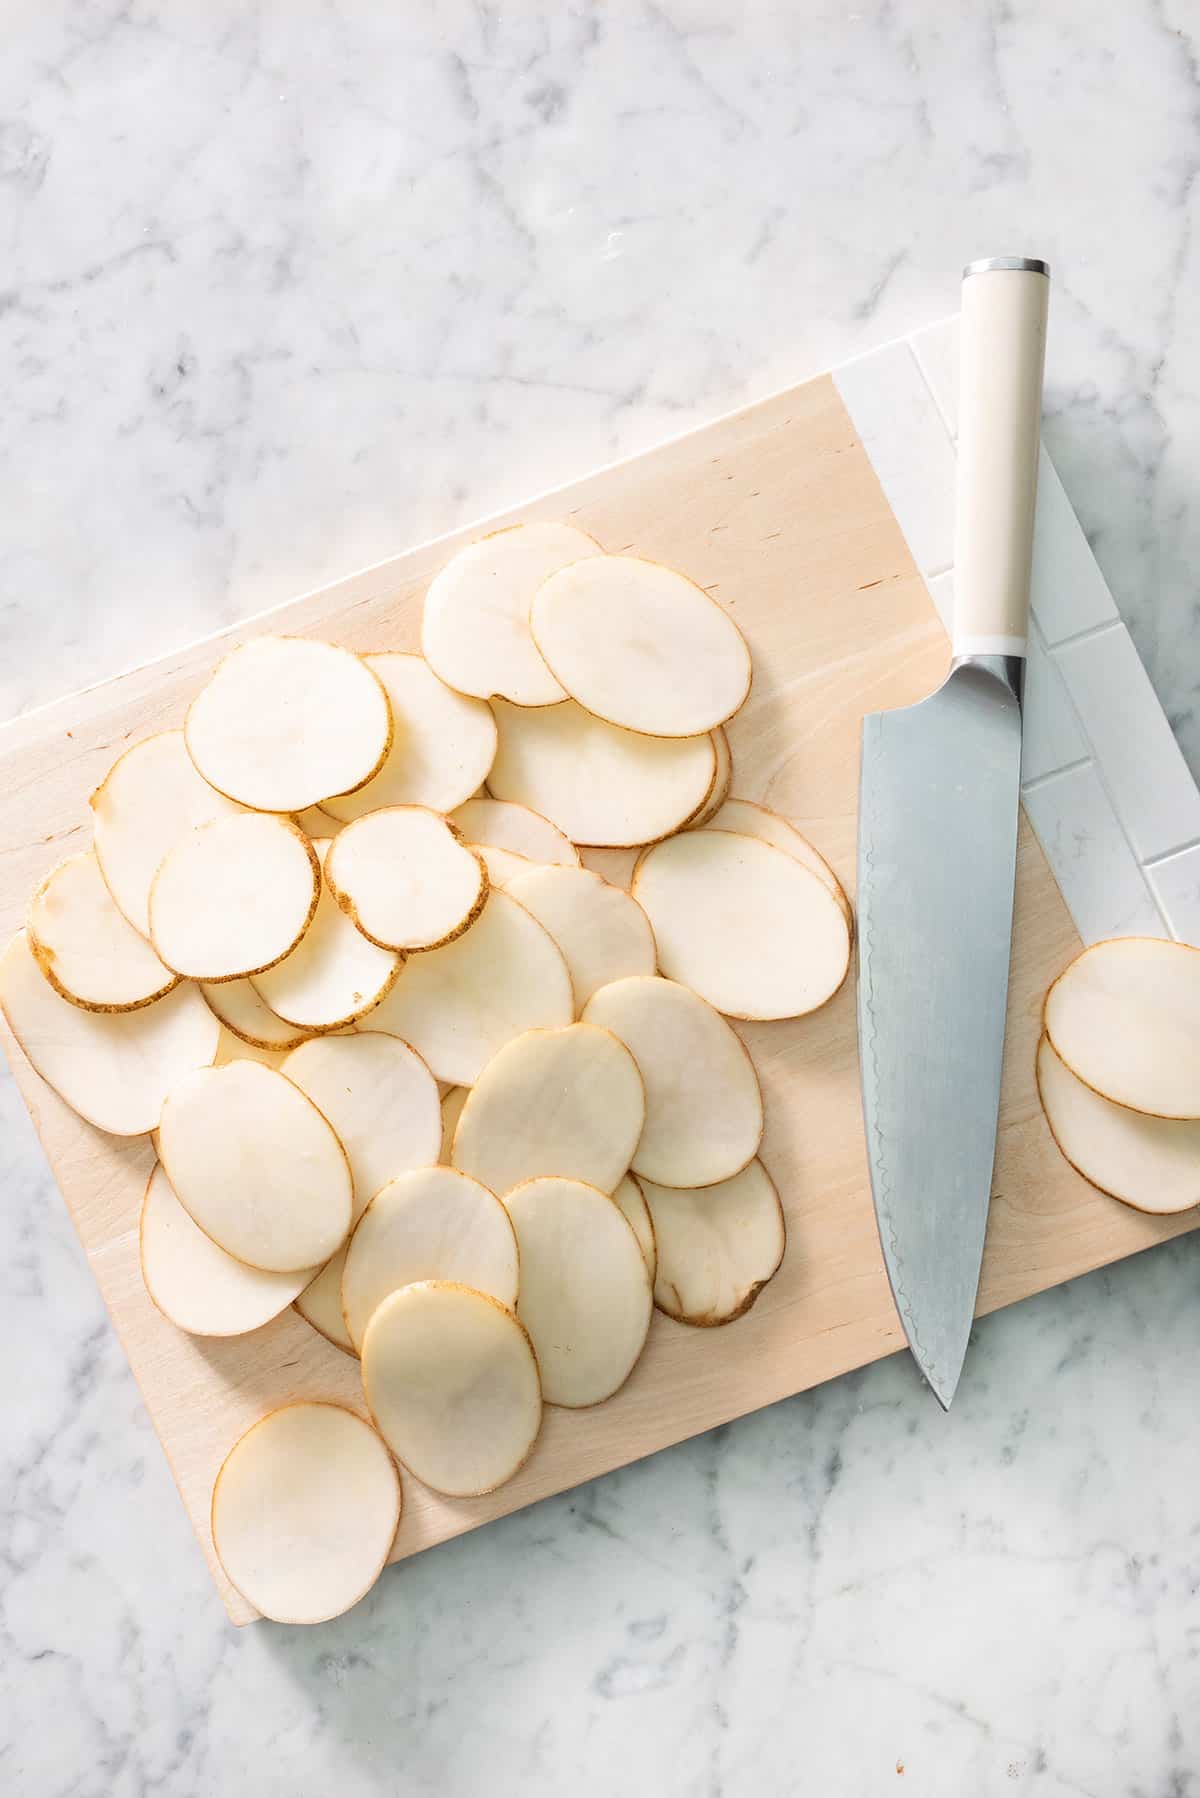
[3, 5, 1199, 1794]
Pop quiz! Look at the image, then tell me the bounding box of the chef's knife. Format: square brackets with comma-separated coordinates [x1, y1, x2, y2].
[857, 256, 1049, 1408]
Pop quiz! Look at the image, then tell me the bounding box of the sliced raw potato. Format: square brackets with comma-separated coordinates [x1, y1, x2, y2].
[252, 842, 401, 1030]
[1037, 1035, 1200, 1213]
[633, 830, 851, 1020]
[90, 730, 244, 937]
[641, 1159, 785, 1325]
[141, 1163, 315, 1336]
[368, 889, 573, 1084]
[29, 850, 178, 1011]
[530, 556, 752, 737]
[471, 843, 534, 887]
[440, 1086, 469, 1161]
[325, 807, 487, 952]
[0, 933, 219, 1135]
[1043, 937, 1200, 1119]
[281, 1031, 441, 1217]
[200, 976, 313, 1051]
[505, 1177, 652, 1406]
[506, 865, 657, 1007]
[214, 1026, 289, 1070]
[293, 804, 341, 838]
[158, 1061, 353, 1271]
[211, 1403, 401, 1625]
[422, 522, 603, 707]
[294, 1248, 355, 1354]
[708, 797, 851, 925]
[361, 1281, 541, 1496]
[489, 699, 716, 847]
[582, 975, 763, 1187]
[687, 728, 732, 828]
[451, 797, 579, 868]
[149, 813, 320, 981]
[614, 1172, 657, 1282]
[452, 1023, 644, 1196]
[323, 653, 497, 821]
[342, 1166, 519, 1350]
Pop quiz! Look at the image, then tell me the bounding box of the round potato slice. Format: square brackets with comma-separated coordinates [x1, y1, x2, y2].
[451, 797, 579, 868]
[530, 556, 751, 737]
[323, 653, 497, 821]
[200, 976, 313, 1051]
[1043, 938, 1200, 1119]
[368, 889, 573, 1085]
[640, 1159, 785, 1325]
[90, 730, 244, 936]
[708, 797, 851, 925]
[342, 1165, 519, 1350]
[281, 1031, 441, 1216]
[422, 522, 603, 707]
[452, 1023, 644, 1197]
[489, 699, 717, 847]
[141, 1162, 316, 1336]
[159, 1061, 353, 1271]
[211, 1403, 401, 1625]
[687, 728, 732, 828]
[440, 1085, 469, 1161]
[324, 807, 487, 952]
[29, 850, 178, 1011]
[185, 636, 392, 812]
[149, 813, 320, 982]
[251, 841, 401, 1030]
[0, 932, 219, 1136]
[505, 1177, 652, 1407]
[614, 1172, 657, 1282]
[582, 975, 763, 1187]
[470, 843, 534, 887]
[294, 1248, 355, 1354]
[361, 1282, 541, 1496]
[1037, 1034, 1200, 1214]
[506, 865, 657, 1008]
[632, 830, 851, 1020]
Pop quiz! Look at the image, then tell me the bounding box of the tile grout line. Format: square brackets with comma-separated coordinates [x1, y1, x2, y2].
[1044, 616, 1124, 654]
[1142, 835, 1200, 870]
[1020, 755, 1094, 796]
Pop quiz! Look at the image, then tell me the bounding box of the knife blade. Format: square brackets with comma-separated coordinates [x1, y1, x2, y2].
[857, 257, 1049, 1407]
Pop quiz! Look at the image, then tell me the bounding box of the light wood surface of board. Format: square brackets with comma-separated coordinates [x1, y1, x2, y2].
[2, 371, 1195, 1625]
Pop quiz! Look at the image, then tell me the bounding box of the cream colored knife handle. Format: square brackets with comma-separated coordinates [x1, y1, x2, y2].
[952, 257, 1049, 660]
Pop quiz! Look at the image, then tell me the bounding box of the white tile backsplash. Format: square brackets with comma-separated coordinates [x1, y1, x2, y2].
[1144, 844, 1200, 945]
[1021, 762, 1165, 941]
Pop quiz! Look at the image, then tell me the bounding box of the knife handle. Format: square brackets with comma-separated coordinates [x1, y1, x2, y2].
[953, 257, 1049, 660]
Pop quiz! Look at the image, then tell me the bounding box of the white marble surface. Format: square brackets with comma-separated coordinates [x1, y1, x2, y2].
[3, 4, 1200, 1794]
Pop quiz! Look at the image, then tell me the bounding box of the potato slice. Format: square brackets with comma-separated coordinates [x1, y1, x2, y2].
[90, 730, 244, 936]
[640, 1159, 785, 1325]
[342, 1165, 519, 1350]
[324, 807, 487, 952]
[185, 636, 392, 811]
[452, 1023, 644, 1197]
[292, 804, 342, 838]
[281, 1031, 441, 1216]
[1043, 938, 1200, 1118]
[159, 1061, 353, 1271]
[505, 1177, 652, 1407]
[211, 1402, 401, 1624]
[323, 653, 498, 821]
[252, 841, 401, 1029]
[489, 698, 716, 847]
[29, 850, 178, 1011]
[440, 1085, 469, 1161]
[530, 555, 751, 737]
[422, 522, 603, 706]
[470, 843, 534, 887]
[632, 830, 851, 1020]
[505, 865, 657, 1008]
[0, 932, 219, 1136]
[582, 975, 763, 1187]
[200, 976, 313, 1051]
[361, 1281, 541, 1496]
[707, 797, 851, 925]
[451, 797, 579, 868]
[149, 813, 320, 982]
[294, 1248, 355, 1354]
[141, 1162, 316, 1336]
[368, 889, 573, 1084]
[614, 1172, 657, 1282]
[213, 1028, 289, 1070]
[1037, 1035, 1200, 1213]
[687, 728, 732, 828]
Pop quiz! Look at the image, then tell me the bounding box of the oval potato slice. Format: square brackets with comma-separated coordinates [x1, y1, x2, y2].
[614, 1172, 657, 1283]
[489, 698, 717, 847]
[185, 636, 392, 812]
[361, 1281, 541, 1497]
[686, 728, 733, 828]
[149, 813, 320, 982]
[632, 830, 851, 1020]
[251, 841, 401, 1030]
[505, 1177, 652, 1407]
[451, 797, 579, 868]
[1043, 937, 1200, 1118]
[213, 1028, 289, 1070]
[530, 556, 751, 737]
[211, 1402, 401, 1625]
[582, 975, 763, 1188]
[452, 1023, 644, 1197]
[640, 1159, 785, 1325]
[422, 522, 603, 707]
[200, 976, 314, 1051]
[325, 807, 487, 952]
[281, 1031, 441, 1215]
[29, 850, 178, 1011]
[0, 932, 219, 1136]
[294, 1249, 356, 1354]
[707, 797, 851, 925]
[506, 865, 657, 1008]
[1037, 1034, 1200, 1213]
[470, 843, 534, 888]
[323, 652, 497, 821]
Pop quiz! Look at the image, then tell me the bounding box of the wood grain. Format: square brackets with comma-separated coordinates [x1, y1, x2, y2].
[2, 372, 1194, 1626]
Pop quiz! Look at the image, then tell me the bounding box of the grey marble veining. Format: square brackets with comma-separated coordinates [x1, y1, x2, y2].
[3, 5, 1200, 1794]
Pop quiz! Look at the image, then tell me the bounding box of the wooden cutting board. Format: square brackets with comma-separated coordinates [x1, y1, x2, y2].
[2, 370, 1194, 1625]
